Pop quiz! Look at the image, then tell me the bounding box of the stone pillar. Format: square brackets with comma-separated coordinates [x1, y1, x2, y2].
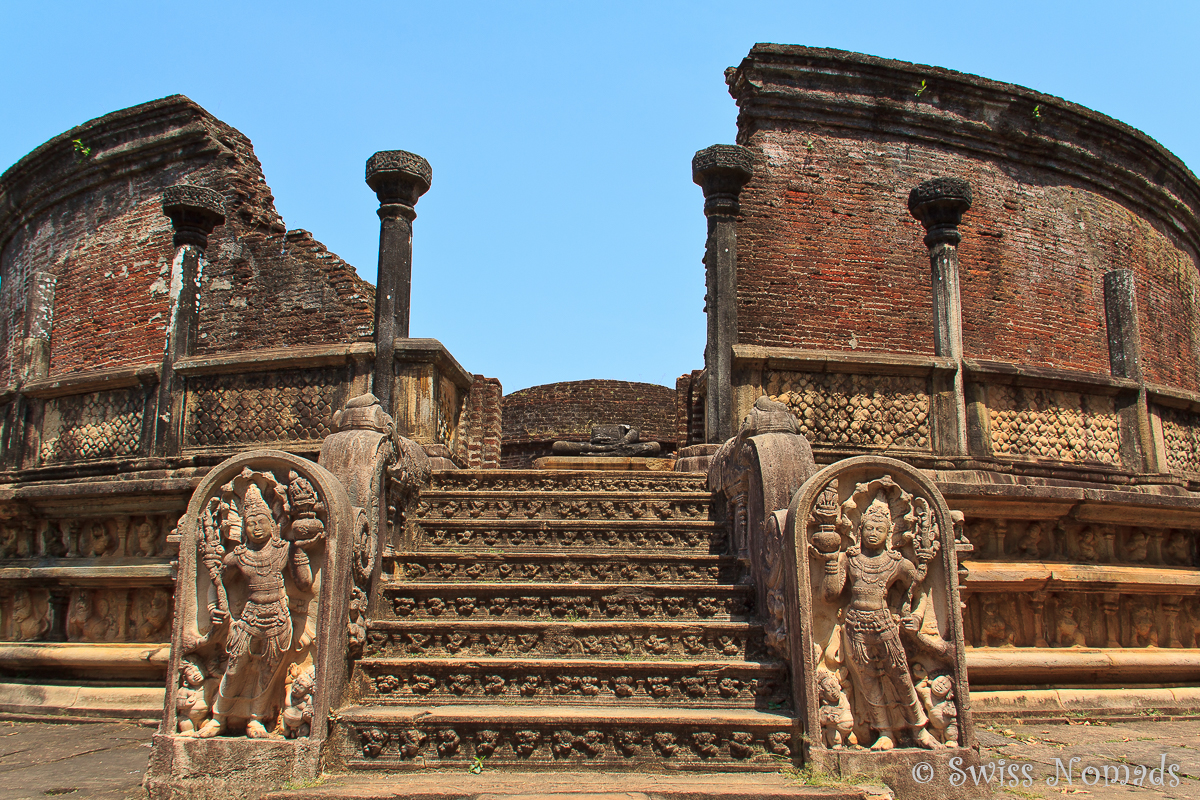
[365, 150, 432, 416]
[1029, 591, 1049, 648]
[3, 271, 57, 469]
[692, 145, 752, 444]
[908, 178, 972, 457]
[1104, 269, 1162, 473]
[1101, 593, 1121, 648]
[156, 186, 225, 456]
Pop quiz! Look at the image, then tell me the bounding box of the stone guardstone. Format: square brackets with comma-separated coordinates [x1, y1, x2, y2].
[778, 456, 984, 797]
[532, 455, 676, 472]
[144, 450, 356, 800]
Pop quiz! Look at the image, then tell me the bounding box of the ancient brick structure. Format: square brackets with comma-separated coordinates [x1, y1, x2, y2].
[1, 43, 1199, 797]
[501, 379, 679, 467]
[710, 45, 1200, 710]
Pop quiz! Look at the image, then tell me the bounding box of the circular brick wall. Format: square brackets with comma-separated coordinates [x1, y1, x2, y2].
[501, 380, 678, 468]
[730, 45, 1200, 392]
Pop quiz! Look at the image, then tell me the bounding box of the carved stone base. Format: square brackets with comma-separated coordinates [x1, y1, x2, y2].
[808, 746, 991, 800]
[532, 456, 677, 471]
[144, 734, 322, 800]
[675, 443, 722, 474]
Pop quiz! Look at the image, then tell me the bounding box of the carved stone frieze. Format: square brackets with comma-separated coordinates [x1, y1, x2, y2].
[414, 496, 709, 523]
[363, 622, 762, 661]
[960, 518, 1196, 567]
[0, 513, 178, 560]
[383, 585, 751, 622]
[426, 471, 708, 494]
[0, 588, 50, 641]
[765, 371, 931, 451]
[341, 718, 792, 766]
[987, 385, 1120, 464]
[407, 523, 723, 552]
[384, 555, 739, 585]
[1158, 405, 1200, 476]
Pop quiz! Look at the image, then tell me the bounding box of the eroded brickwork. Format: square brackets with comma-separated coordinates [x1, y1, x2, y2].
[501, 380, 678, 468]
[456, 375, 503, 469]
[0, 96, 375, 385]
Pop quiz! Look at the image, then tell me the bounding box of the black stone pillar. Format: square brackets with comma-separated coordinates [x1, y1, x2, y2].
[909, 178, 972, 457]
[366, 151, 431, 415]
[2, 272, 57, 469]
[156, 185, 225, 456]
[693, 145, 752, 444]
[1104, 269, 1161, 472]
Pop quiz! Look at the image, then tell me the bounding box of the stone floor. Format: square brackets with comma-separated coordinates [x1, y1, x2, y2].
[0, 717, 1198, 799]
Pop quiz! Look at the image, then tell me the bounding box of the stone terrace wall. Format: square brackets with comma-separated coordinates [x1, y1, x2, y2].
[0, 95, 374, 384]
[728, 45, 1200, 393]
[501, 379, 678, 468]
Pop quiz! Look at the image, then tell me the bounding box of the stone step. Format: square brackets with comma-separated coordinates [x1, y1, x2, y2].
[382, 554, 743, 585]
[414, 495, 712, 526]
[264, 770, 872, 800]
[405, 520, 727, 553]
[331, 704, 798, 771]
[426, 470, 710, 496]
[380, 584, 753, 623]
[354, 657, 787, 708]
[362, 620, 768, 662]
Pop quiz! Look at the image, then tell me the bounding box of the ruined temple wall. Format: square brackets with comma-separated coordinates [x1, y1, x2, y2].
[730, 45, 1200, 393]
[0, 96, 374, 385]
[501, 379, 679, 468]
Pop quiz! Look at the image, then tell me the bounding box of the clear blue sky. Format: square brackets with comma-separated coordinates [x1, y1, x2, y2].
[3, 2, 1197, 393]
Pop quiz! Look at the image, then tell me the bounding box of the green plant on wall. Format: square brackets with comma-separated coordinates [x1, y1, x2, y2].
[914, 79, 927, 97]
[71, 139, 91, 160]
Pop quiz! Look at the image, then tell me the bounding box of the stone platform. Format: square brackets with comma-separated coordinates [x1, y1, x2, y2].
[531, 456, 676, 471]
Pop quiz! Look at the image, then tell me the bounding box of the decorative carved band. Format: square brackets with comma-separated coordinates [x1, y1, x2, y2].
[764, 370, 931, 451]
[1158, 404, 1200, 476]
[184, 367, 346, 449]
[39, 388, 145, 463]
[987, 385, 1120, 464]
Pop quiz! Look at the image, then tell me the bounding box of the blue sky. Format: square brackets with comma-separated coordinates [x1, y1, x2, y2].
[3, 2, 1197, 393]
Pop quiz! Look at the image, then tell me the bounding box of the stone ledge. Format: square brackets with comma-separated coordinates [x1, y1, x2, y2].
[0, 642, 170, 670]
[966, 647, 1200, 684]
[533, 456, 677, 472]
[0, 561, 174, 584]
[393, 338, 473, 390]
[23, 363, 160, 399]
[961, 561, 1200, 594]
[972, 685, 1200, 717]
[174, 342, 374, 376]
[733, 345, 955, 377]
[0, 680, 164, 719]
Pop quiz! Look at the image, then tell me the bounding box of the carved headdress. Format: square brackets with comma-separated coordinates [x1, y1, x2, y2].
[242, 482, 274, 524]
[860, 491, 892, 529]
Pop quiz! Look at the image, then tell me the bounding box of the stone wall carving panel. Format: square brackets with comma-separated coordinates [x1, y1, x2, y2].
[0, 513, 178, 560]
[986, 385, 1120, 464]
[39, 388, 144, 463]
[184, 367, 346, 449]
[960, 519, 1196, 566]
[1158, 405, 1200, 476]
[764, 370, 931, 451]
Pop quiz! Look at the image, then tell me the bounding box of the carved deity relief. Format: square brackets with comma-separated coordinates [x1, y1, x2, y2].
[178, 467, 328, 739]
[1052, 594, 1088, 647]
[129, 518, 161, 557]
[797, 462, 967, 753]
[1164, 531, 1194, 566]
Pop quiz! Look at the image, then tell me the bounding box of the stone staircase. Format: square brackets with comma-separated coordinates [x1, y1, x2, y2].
[327, 468, 798, 772]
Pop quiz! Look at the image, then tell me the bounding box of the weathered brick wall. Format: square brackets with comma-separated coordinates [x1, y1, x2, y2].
[456, 375, 503, 469]
[729, 45, 1200, 393]
[0, 95, 375, 383]
[501, 379, 679, 468]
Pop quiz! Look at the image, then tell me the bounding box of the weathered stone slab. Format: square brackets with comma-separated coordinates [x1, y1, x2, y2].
[533, 456, 677, 472]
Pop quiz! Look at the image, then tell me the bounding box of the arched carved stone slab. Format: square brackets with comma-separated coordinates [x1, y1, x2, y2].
[146, 450, 354, 799]
[785, 456, 972, 756]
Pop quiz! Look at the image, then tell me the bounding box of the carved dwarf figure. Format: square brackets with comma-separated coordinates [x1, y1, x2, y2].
[176, 656, 218, 735]
[1054, 601, 1087, 647]
[1130, 603, 1159, 648]
[1076, 526, 1098, 562]
[926, 675, 958, 745]
[197, 480, 323, 739]
[817, 671, 855, 749]
[1164, 531, 1193, 567]
[1125, 529, 1150, 563]
[281, 662, 315, 739]
[67, 590, 118, 642]
[10, 590, 49, 641]
[1017, 523, 1043, 559]
[132, 589, 171, 642]
[980, 597, 1016, 647]
[87, 522, 116, 558]
[815, 492, 940, 750]
[132, 519, 159, 557]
